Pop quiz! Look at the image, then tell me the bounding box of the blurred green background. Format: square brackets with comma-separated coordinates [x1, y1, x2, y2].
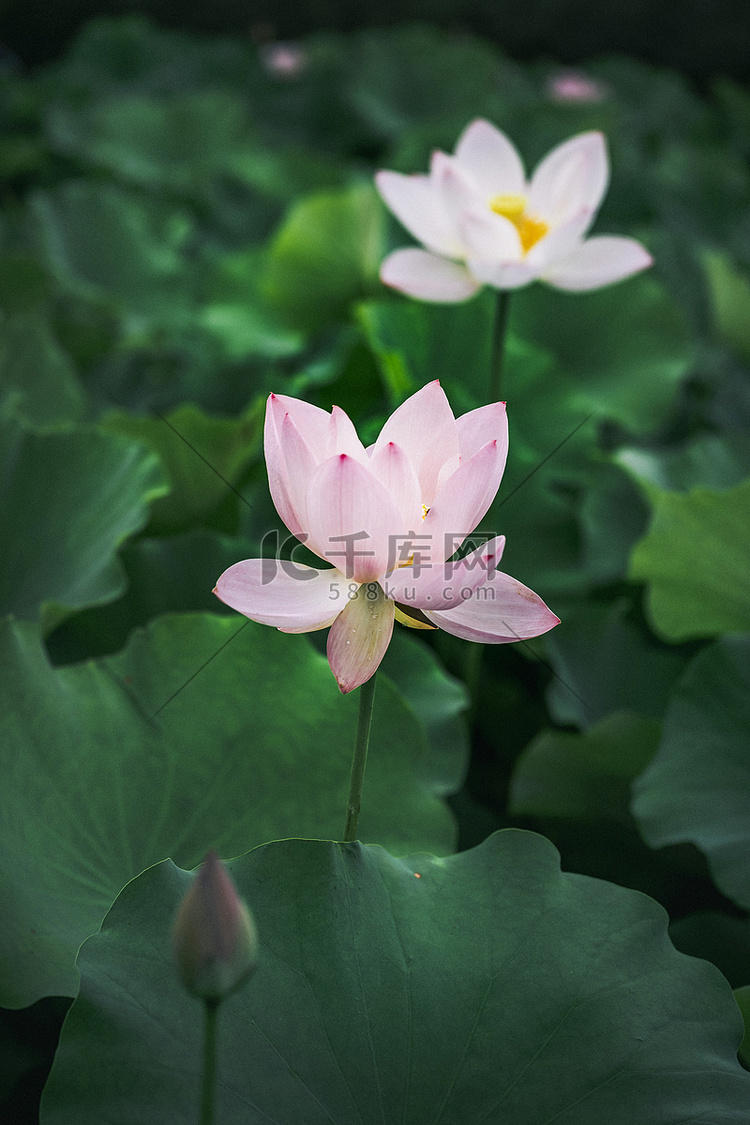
[1, 0, 748, 82]
[2, 2, 750, 1121]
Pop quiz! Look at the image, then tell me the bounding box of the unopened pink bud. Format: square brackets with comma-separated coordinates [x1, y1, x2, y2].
[172, 851, 258, 1002]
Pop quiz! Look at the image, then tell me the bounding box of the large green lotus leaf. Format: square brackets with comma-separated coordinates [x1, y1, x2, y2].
[734, 986, 750, 1069]
[228, 142, 349, 203]
[198, 300, 305, 360]
[0, 308, 86, 426]
[0, 415, 167, 629]
[0, 612, 459, 1007]
[102, 401, 263, 531]
[545, 597, 691, 728]
[617, 431, 750, 493]
[629, 478, 750, 641]
[577, 461, 650, 584]
[379, 628, 468, 795]
[46, 533, 469, 792]
[509, 272, 692, 432]
[53, 19, 361, 160]
[632, 634, 750, 910]
[45, 529, 251, 663]
[509, 711, 660, 823]
[199, 247, 305, 360]
[41, 833, 750, 1124]
[0, 251, 86, 429]
[46, 90, 256, 194]
[30, 181, 194, 330]
[260, 184, 384, 331]
[508, 713, 663, 902]
[45, 85, 329, 238]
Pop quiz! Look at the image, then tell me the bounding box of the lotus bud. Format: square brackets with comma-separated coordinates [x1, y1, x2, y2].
[172, 850, 258, 1002]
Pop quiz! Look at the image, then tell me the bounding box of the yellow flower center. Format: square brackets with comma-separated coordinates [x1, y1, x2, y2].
[489, 193, 549, 254]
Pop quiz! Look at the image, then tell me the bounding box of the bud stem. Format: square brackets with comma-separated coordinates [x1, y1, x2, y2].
[342, 673, 378, 842]
[200, 999, 220, 1125]
[489, 289, 512, 401]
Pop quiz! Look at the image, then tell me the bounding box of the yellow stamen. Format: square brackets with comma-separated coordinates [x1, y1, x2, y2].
[489, 193, 549, 254]
[515, 214, 549, 253]
[489, 193, 526, 219]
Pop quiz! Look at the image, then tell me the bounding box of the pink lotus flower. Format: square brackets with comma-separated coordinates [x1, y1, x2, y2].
[214, 382, 559, 693]
[376, 119, 652, 301]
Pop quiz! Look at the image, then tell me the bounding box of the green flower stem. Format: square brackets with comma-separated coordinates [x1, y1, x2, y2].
[489, 289, 512, 401]
[199, 999, 220, 1125]
[473, 290, 513, 726]
[342, 673, 378, 843]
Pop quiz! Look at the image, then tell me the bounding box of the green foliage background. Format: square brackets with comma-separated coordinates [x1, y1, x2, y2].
[2, 15, 750, 1123]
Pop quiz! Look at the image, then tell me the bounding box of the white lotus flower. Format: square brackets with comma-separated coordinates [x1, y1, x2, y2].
[375, 120, 652, 301]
